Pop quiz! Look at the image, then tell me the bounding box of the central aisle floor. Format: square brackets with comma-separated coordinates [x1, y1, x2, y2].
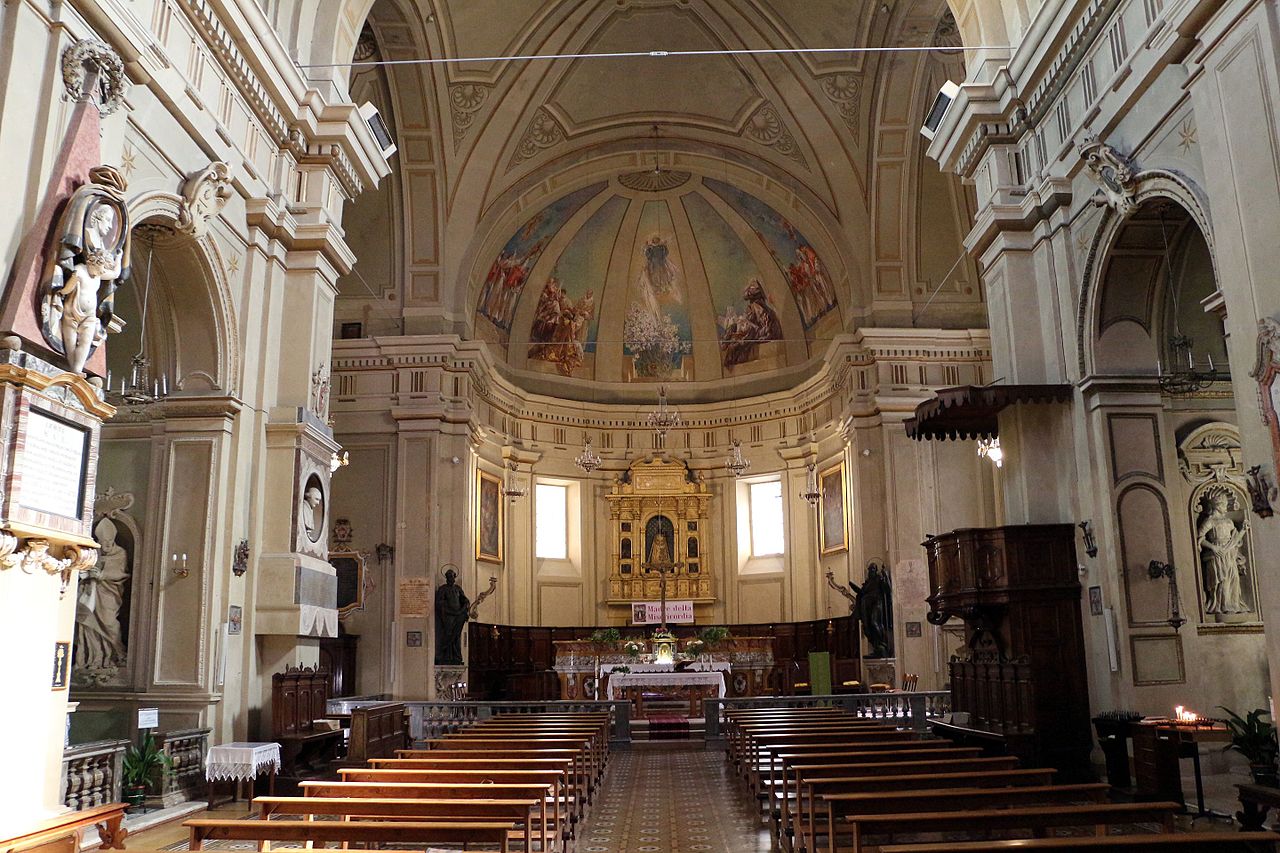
[583, 742, 771, 853]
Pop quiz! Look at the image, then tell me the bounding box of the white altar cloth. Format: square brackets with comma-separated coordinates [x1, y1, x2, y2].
[605, 670, 727, 700]
[205, 741, 281, 782]
[604, 661, 730, 675]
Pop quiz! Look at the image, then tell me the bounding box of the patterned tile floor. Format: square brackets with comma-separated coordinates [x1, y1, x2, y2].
[581, 743, 771, 853]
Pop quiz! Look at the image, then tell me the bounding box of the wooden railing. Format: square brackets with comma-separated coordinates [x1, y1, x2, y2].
[61, 739, 128, 811]
[329, 697, 632, 743]
[701, 691, 952, 739]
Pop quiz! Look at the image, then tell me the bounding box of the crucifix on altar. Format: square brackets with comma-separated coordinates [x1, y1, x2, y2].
[641, 527, 683, 630]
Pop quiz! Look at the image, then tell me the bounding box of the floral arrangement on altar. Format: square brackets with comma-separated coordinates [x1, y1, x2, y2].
[685, 638, 707, 657]
[623, 640, 644, 658]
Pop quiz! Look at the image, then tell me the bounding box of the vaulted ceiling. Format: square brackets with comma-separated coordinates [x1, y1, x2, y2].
[328, 0, 982, 395]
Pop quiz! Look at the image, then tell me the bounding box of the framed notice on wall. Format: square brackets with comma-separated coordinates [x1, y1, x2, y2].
[476, 469, 503, 563]
[819, 461, 849, 555]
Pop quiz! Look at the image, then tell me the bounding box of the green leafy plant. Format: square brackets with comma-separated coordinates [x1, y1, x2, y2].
[1220, 706, 1279, 767]
[122, 732, 173, 792]
[589, 627, 621, 645]
[698, 626, 731, 647]
[623, 640, 644, 658]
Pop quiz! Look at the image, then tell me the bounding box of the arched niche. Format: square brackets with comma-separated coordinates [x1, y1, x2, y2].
[1083, 192, 1222, 379]
[108, 211, 237, 397]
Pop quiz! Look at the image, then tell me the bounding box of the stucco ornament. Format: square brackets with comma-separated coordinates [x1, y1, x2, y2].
[177, 162, 233, 237]
[1250, 319, 1280, 476]
[61, 39, 127, 116]
[0, 532, 98, 597]
[1078, 133, 1139, 216]
[39, 166, 132, 374]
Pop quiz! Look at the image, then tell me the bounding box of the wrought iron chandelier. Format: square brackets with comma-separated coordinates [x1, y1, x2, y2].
[725, 439, 751, 478]
[800, 462, 821, 506]
[977, 436, 1004, 468]
[575, 435, 602, 474]
[106, 230, 170, 405]
[502, 459, 527, 501]
[646, 385, 682, 439]
[1157, 334, 1223, 395]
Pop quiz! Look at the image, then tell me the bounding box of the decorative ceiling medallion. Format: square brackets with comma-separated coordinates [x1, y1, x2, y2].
[509, 107, 565, 169]
[450, 82, 492, 149]
[744, 101, 807, 168]
[618, 168, 692, 192]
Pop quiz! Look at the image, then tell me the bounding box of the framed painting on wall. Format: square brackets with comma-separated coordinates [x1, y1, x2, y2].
[329, 552, 367, 617]
[819, 460, 849, 555]
[476, 469, 503, 563]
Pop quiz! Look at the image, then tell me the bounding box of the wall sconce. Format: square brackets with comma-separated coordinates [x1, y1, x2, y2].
[1078, 520, 1098, 558]
[231, 539, 250, 577]
[468, 575, 499, 619]
[170, 552, 189, 578]
[1247, 465, 1277, 519]
[1147, 560, 1187, 631]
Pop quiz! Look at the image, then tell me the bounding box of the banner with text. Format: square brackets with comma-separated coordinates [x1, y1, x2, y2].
[631, 600, 695, 624]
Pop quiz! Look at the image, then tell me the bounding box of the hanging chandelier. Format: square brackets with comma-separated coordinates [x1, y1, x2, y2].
[502, 460, 527, 501]
[977, 436, 1004, 468]
[646, 385, 682, 439]
[725, 439, 751, 478]
[1157, 334, 1223, 395]
[800, 462, 821, 506]
[575, 435, 602, 474]
[106, 230, 170, 405]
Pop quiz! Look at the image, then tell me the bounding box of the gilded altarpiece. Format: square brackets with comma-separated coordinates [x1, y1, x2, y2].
[605, 457, 714, 611]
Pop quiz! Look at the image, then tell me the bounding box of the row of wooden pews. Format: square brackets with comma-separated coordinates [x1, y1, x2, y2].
[183, 711, 611, 852]
[724, 706, 1280, 853]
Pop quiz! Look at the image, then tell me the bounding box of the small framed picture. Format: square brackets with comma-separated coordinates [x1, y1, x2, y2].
[227, 605, 243, 635]
[1088, 585, 1104, 616]
[406, 631, 423, 647]
[52, 641, 70, 689]
[904, 621, 923, 638]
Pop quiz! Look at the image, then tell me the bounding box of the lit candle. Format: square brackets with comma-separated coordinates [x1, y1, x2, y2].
[1208, 354, 1215, 373]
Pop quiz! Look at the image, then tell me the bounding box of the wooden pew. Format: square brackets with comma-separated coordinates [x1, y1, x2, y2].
[184, 817, 517, 852]
[879, 835, 1280, 852]
[395, 747, 589, 810]
[254, 795, 549, 853]
[738, 727, 910, 789]
[845, 802, 1180, 853]
[812, 782, 1109, 852]
[792, 756, 1023, 851]
[299, 780, 566, 842]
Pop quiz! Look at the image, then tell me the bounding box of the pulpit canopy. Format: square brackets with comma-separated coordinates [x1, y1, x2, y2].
[904, 384, 1072, 441]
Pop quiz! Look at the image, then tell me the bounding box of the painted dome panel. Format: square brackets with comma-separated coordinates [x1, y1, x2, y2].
[476, 176, 840, 388]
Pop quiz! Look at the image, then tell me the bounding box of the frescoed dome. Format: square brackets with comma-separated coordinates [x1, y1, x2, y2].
[473, 174, 843, 387]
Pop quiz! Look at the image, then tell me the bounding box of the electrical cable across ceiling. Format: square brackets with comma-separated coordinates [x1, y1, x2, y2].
[298, 44, 1009, 70]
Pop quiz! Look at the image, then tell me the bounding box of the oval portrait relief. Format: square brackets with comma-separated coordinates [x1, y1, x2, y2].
[301, 473, 325, 544]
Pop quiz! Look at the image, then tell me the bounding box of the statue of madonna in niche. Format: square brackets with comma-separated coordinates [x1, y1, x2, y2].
[1196, 486, 1252, 615]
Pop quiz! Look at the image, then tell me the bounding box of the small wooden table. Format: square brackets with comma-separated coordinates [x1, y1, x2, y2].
[1237, 783, 1280, 831]
[205, 741, 279, 808]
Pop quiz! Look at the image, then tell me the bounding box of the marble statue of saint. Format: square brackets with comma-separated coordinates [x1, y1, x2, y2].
[849, 562, 894, 658]
[74, 517, 130, 675]
[1197, 489, 1250, 614]
[42, 166, 131, 374]
[301, 485, 324, 542]
[435, 569, 470, 666]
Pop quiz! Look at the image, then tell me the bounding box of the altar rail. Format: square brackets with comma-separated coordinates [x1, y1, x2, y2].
[701, 691, 951, 739]
[61, 738, 128, 811]
[156, 727, 210, 806]
[328, 697, 632, 743]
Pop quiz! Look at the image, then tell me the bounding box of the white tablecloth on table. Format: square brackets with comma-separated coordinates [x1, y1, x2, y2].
[605, 670, 727, 700]
[604, 661, 731, 675]
[205, 741, 281, 782]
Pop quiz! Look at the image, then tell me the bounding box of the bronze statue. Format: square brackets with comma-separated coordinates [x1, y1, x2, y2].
[434, 568, 470, 666]
[834, 562, 894, 659]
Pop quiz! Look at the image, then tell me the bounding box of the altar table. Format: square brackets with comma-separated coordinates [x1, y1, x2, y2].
[605, 669, 727, 717]
[205, 741, 279, 807]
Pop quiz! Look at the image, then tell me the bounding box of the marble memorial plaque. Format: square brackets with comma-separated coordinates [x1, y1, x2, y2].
[19, 409, 88, 519]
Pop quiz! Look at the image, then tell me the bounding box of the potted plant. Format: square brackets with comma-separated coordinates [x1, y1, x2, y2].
[589, 627, 621, 648]
[121, 732, 172, 810]
[1221, 706, 1279, 786]
[698, 626, 731, 648]
[623, 640, 644, 659]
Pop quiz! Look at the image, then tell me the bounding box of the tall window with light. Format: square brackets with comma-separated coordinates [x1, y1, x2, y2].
[748, 479, 785, 556]
[535, 483, 568, 559]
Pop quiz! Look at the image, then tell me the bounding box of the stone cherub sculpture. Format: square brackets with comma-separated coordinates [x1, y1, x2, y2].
[435, 568, 470, 666]
[41, 166, 131, 374]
